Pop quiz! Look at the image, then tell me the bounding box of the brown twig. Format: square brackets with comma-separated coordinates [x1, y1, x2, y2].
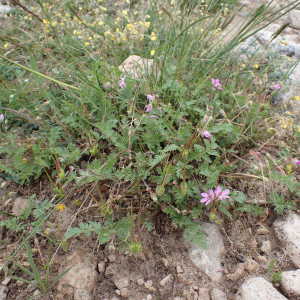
[11, 0, 43, 23]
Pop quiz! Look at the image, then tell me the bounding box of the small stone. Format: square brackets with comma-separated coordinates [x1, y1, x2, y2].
[186, 290, 199, 300]
[261, 240, 272, 255]
[281, 269, 300, 297]
[144, 280, 153, 289]
[108, 254, 117, 262]
[111, 297, 119, 300]
[32, 290, 40, 297]
[98, 261, 105, 273]
[0, 4, 12, 18]
[198, 288, 210, 300]
[225, 263, 245, 282]
[256, 255, 268, 264]
[16, 280, 24, 287]
[176, 265, 183, 273]
[115, 289, 121, 295]
[27, 280, 38, 293]
[113, 276, 129, 289]
[146, 294, 153, 300]
[256, 225, 270, 235]
[178, 273, 187, 282]
[161, 258, 169, 267]
[74, 288, 92, 300]
[244, 259, 259, 275]
[236, 277, 288, 300]
[137, 279, 144, 286]
[0, 285, 9, 300]
[120, 287, 129, 298]
[159, 274, 172, 286]
[1, 278, 10, 286]
[12, 196, 30, 216]
[104, 264, 118, 278]
[289, 10, 300, 29]
[211, 288, 227, 300]
[149, 287, 156, 292]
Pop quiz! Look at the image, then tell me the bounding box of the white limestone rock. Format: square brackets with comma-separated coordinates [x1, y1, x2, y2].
[288, 10, 300, 29]
[187, 223, 224, 282]
[273, 213, 300, 268]
[280, 269, 300, 297]
[0, 4, 12, 18]
[235, 277, 288, 300]
[211, 288, 227, 300]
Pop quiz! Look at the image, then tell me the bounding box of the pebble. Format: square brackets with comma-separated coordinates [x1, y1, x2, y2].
[108, 254, 117, 263]
[12, 196, 30, 216]
[256, 255, 268, 264]
[1, 279, 10, 286]
[256, 225, 270, 235]
[161, 258, 169, 267]
[176, 265, 183, 273]
[26, 280, 38, 293]
[16, 280, 24, 287]
[98, 261, 106, 273]
[74, 289, 92, 300]
[289, 10, 300, 29]
[236, 277, 288, 300]
[261, 240, 272, 255]
[0, 4, 12, 18]
[159, 274, 172, 286]
[120, 287, 129, 298]
[274, 213, 300, 268]
[113, 276, 129, 289]
[178, 273, 187, 282]
[146, 295, 152, 300]
[137, 279, 144, 286]
[225, 263, 245, 282]
[144, 280, 153, 289]
[211, 288, 227, 300]
[198, 287, 210, 300]
[0, 285, 9, 300]
[244, 258, 259, 275]
[280, 269, 300, 297]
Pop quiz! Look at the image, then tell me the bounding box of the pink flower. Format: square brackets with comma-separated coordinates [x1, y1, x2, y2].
[215, 186, 230, 200]
[150, 115, 157, 118]
[296, 159, 300, 165]
[119, 81, 126, 89]
[0, 114, 4, 123]
[145, 105, 152, 112]
[211, 78, 223, 91]
[201, 189, 215, 206]
[105, 82, 111, 89]
[274, 84, 280, 90]
[147, 94, 154, 100]
[203, 131, 210, 139]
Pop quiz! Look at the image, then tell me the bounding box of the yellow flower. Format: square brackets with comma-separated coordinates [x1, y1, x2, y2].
[159, 10, 163, 15]
[281, 40, 287, 45]
[116, 28, 120, 32]
[101, 7, 107, 11]
[200, 28, 203, 32]
[111, 37, 115, 40]
[267, 128, 274, 132]
[253, 64, 259, 69]
[296, 126, 300, 132]
[51, 22, 57, 27]
[146, 15, 150, 19]
[295, 96, 299, 101]
[140, 36, 144, 41]
[85, 42, 89, 47]
[134, 11, 138, 15]
[126, 23, 133, 29]
[88, 37, 92, 40]
[146, 21, 150, 28]
[56, 204, 66, 211]
[104, 31, 110, 36]
[150, 49, 155, 55]
[122, 36, 127, 40]
[151, 32, 156, 41]
[122, 10, 128, 15]
[133, 30, 137, 34]
[98, 21, 103, 26]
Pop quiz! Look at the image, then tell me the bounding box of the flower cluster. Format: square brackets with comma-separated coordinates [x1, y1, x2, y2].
[200, 186, 230, 206]
[211, 78, 223, 91]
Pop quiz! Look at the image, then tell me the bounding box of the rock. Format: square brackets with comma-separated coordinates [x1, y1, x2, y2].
[261, 240, 272, 255]
[74, 289, 92, 300]
[146, 294, 153, 300]
[177, 265, 183, 273]
[12, 196, 30, 216]
[51, 207, 77, 238]
[16, 280, 24, 287]
[108, 254, 116, 262]
[235, 277, 288, 300]
[0, 4, 12, 18]
[254, 30, 282, 46]
[266, 24, 281, 33]
[0, 285, 9, 300]
[159, 274, 172, 286]
[211, 288, 227, 300]
[283, 35, 299, 43]
[244, 259, 259, 275]
[115, 289, 120, 295]
[1, 278, 10, 286]
[98, 261, 105, 273]
[274, 213, 300, 268]
[144, 280, 153, 289]
[225, 263, 245, 282]
[256, 225, 270, 235]
[186, 290, 199, 300]
[162, 258, 169, 267]
[118, 55, 161, 81]
[234, 36, 264, 55]
[27, 280, 38, 293]
[178, 273, 187, 282]
[198, 287, 210, 300]
[288, 10, 300, 29]
[280, 269, 300, 297]
[57, 250, 97, 295]
[256, 255, 268, 264]
[104, 264, 118, 278]
[187, 222, 225, 282]
[113, 276, 129, 289]
[32, 290, 40, 297]
[137, 279, 144, 286]
[120, 287, 129, 298]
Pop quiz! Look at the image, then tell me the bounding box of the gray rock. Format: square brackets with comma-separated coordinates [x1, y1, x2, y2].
[261, 240, 272, 256]
[288, 10, 300, 29]
[0, 285, 9, 300]
[280, 269, 300, 297]
[256, 225, 270, 235]
[269, 42, 295, 56]
[235, 277, 288, 300]
[198, 288, 210, 300]
[187, 222, 224, 282]
[26, 280, 38, 293]
[234, 36, 264, 55]
[12, 196, 30, 216]
[120, 287, 129, 298]
[159, 274, 172, 286]
[266, 24, 281, 33]
[283, 35, 299, 43]
[74, 289, 92, 300]
[113, 276, 129, 289]
[274, 213, 300, 268]
[244, 259, 259, 275]
[254, 30, 282, 46]
[0, 4, 12, 18]
[57, 250, 97, 295]
[211, 288, 227, 300]
[51, 207, 77, 238]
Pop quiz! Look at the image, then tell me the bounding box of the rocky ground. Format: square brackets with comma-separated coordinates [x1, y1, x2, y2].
[1, 0, 300, 299]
